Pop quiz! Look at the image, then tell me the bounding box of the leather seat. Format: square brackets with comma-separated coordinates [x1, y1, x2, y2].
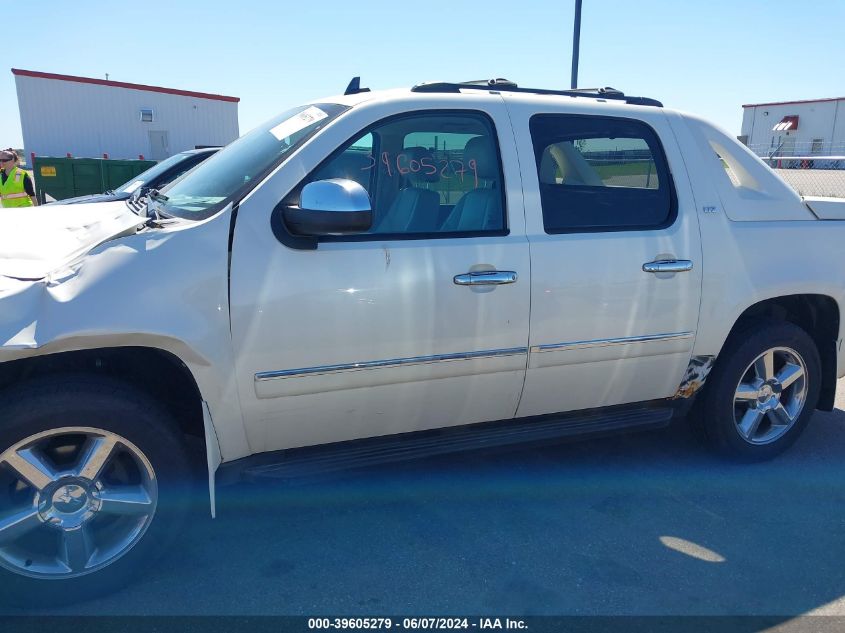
[440, 136, 502, 232]
[374, 147, 440, 234]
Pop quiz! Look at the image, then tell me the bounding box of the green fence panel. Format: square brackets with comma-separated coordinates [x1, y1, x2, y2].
[102, 160, 155, 191]
[103, 163, 133, 191]
[33, 156, 156, 202]
[33, 158, 73, 201]
[70, 159, 102, 197]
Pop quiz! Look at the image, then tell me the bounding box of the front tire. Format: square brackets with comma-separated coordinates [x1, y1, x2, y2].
[0, 376, 194, 605]
[697, 320, 821, 461]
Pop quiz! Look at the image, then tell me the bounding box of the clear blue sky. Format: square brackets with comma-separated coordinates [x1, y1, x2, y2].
[3, 0, 842, 148]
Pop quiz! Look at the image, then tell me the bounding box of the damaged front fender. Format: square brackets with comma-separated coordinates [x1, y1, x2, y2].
[0, 203, 251, 463]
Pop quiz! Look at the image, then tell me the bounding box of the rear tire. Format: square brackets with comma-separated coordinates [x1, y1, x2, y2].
[697, 320, 821, 461]
[0, 375, 194, 606]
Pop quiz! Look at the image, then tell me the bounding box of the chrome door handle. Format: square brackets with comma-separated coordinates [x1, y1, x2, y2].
[642, 259, 694, 274]
[453, 271, 518, 286]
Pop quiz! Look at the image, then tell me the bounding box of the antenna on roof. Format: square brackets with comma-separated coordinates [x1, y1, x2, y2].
[344, 76, 370, 96]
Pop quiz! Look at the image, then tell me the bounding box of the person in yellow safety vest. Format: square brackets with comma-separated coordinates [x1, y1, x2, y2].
[0, 148, 38, 207]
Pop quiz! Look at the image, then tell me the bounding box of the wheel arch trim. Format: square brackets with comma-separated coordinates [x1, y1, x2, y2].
[699, 293, 841, 411]
[0, 337, 249, 512]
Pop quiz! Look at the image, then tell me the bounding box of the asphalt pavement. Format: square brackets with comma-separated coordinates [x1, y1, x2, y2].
[5, 381, 845, 617]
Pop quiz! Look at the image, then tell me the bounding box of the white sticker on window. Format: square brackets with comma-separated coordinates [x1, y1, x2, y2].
[123, 180, 143, 194]
[269, 106, 329, 141]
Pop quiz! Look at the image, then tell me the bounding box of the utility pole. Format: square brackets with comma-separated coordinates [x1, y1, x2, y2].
[571, 0, 583, 89]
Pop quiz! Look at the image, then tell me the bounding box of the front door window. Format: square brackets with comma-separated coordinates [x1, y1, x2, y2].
[305, 112, 506, 238]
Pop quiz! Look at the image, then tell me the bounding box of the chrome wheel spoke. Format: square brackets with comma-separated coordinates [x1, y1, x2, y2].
[754, 351, 775, 381]
[768, 403, 794, 427]
[75, 435, 118, 481]
[735, 383, 759, 402]
[776, 363, 804, 390]
[0, 507, 43, 546]
[2, 448, 58, 491]
[97, 486, 154, 517]
[736, 346, 808, 445]
[0, 426, 158, 579]
[738, 408, 764, 440]
[59, 526, 93, 573]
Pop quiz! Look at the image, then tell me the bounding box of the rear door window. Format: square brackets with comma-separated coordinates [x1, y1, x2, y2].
[530, 114, 675, 233]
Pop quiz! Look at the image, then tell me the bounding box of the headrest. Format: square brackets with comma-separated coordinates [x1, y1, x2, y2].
[463, 136, 498, 180]
[404, 146, 439, 183]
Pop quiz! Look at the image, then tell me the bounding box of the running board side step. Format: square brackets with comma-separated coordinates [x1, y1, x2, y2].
[221, 406, 674, 485]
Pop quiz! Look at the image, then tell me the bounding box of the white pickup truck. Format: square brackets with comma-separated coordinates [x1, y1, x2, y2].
[1, 79, 843, 601]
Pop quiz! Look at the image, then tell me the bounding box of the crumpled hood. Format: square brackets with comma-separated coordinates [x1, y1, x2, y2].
[0, 201, 144, 280]
[48, 192, 131, 205]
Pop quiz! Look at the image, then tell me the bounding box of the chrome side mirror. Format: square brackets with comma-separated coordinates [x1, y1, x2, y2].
[283, 179, 373, 236]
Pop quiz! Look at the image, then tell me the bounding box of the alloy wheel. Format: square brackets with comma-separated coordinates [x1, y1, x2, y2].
[0, 427, 157, 579]
[733, 347, 808, 445]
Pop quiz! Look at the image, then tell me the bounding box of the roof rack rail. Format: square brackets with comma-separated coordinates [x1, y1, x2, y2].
[410, 79, 663, 107]
[460, 78, 519, 88]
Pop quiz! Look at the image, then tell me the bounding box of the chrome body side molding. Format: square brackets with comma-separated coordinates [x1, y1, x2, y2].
[530, 331, 694, 354]
[255, 332, 694, 384]
[255, 347, 529, 382]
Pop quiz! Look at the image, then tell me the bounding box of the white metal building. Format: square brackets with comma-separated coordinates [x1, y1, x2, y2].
[740, 96, 845, 156]
[13, 68, 239, 161]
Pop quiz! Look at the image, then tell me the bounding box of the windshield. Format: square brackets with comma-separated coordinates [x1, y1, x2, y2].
[115, 152, 195, 194]
[156, 103, 349, 220]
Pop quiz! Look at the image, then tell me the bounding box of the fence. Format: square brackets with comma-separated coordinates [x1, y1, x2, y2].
[745, 144, 845, 198]
[769, 157, 845, 198]
[746, 141, 845, 158]
[33, 156, 156, 202]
